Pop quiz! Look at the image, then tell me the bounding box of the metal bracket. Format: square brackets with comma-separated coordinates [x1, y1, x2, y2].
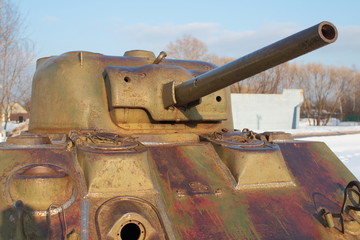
[47, 203, 68, 239]
[323, 181, 360, 234]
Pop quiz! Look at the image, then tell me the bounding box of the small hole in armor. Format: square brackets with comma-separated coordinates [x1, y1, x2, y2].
[120, 223, 141, 240]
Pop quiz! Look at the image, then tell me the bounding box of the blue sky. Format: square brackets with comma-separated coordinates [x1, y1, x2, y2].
[16, 0, 360, 69]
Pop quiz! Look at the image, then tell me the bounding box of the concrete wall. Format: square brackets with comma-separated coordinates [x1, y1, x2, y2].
[231, 89, 303, 130]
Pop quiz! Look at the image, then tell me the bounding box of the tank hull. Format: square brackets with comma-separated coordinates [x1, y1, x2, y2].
[0, 132, 357, 239]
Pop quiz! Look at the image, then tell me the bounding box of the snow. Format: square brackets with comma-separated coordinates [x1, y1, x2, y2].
[285, 119, 360, 136]
[0, 121, 28, 142]
[3, 122, 23, 132]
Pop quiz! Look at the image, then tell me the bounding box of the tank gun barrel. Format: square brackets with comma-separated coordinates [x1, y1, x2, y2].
[163, 21, 337, 108]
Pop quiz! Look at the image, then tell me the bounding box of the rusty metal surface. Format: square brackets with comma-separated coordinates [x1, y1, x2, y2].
[147, 141, 358, 239]
[0, 138, 83, 239]
[0, 131, 359, 239]
[148, 143, 258, 239]
[243, 141, 357, 240]
[1, 21, 358, 239]
[30, 51, 228, 135]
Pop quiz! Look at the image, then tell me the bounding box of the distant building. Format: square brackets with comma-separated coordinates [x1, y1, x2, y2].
[2, 103, 29, 123]
[231, 89, 304, 130]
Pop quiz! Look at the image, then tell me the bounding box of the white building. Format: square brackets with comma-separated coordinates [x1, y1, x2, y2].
[231, 89, 304, 130]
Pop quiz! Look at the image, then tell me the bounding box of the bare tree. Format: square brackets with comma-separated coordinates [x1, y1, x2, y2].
[204, 54, 234, 66]
[166, 35, 208, 60]
[288, 64, 313, 124]
[166, 35, 235, 64]
[336, 69, 360, 120]
[289, 63, 351, 125]
[325, 67, 353, 124]
[231, 63, 289, 94]
[0, 0, 33, 131]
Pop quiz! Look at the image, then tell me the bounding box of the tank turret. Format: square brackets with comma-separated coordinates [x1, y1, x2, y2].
[29, 22, 337, 135]
[1, 21, 359, 240]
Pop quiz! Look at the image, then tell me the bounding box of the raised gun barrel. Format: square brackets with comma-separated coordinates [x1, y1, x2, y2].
[163, 21, 337, 108]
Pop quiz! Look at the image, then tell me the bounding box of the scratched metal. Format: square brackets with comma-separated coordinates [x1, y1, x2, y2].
[2, 21, 358, 240]
[149, 143, 260, 239]
[148, 141, 359, 239]
[0, 143, 82, 239]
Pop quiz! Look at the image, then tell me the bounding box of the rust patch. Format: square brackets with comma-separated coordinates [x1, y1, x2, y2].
[150, 145, 214, 196]
[0, 147, 83, 239]
[279, 142, 352, 210]
[247, 190, 322, 239]
[149, 144, 258, 239]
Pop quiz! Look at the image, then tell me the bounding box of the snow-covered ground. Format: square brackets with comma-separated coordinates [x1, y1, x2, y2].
[1, 119, 360, 179]
[2, 121, 24, 133]
[0, 121, 29, 142]
[284, 119, 360, 137]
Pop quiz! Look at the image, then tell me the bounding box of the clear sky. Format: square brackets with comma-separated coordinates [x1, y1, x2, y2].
[15, 0, 360, 69]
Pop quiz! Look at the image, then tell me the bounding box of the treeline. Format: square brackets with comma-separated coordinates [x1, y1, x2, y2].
[166, 35, 360, 126]
[0, 0, 33, 130]
[232, 63, 359, 126]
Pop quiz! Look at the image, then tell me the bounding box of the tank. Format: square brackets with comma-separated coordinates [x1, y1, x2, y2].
[1, 21, 359, 240]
